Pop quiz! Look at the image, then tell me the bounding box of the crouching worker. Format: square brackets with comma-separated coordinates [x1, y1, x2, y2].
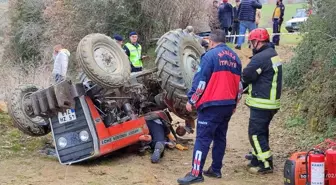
[177, 29, 242, 184]
[141, 112, 176, 163]
[243, 28, 282, 174]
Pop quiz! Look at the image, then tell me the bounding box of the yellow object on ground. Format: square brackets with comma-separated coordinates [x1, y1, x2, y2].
[176, 144, 188, 151]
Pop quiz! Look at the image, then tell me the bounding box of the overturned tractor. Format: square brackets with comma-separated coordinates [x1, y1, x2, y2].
[7, 29, 205, 164]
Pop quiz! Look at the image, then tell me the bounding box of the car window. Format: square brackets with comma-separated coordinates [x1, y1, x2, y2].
[294, 9, 307, 18]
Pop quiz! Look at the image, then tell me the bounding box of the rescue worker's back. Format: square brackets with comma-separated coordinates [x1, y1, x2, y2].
[189, 43, 242, 110]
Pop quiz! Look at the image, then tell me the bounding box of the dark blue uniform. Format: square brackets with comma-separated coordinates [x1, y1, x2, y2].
[272, 2, 285, 45]
[242, 43, 282, 170]
[187, 44, 242, 177]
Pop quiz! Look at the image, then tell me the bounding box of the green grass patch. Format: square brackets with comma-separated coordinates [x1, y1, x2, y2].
[0, 113, 48, 158]
[259, 3, 305, 29]
[285, 116, 306, 128]
[143, 46, 156, 69]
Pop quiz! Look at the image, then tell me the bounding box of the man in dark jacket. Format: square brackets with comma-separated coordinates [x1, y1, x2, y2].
[242, 28, 282, 174]
[231, 0, 241, 43]
[218, 0, 234, 39]
[209, 0, 221, 31]
[177, 29, 243, 185]
[235, 0, 262, 50]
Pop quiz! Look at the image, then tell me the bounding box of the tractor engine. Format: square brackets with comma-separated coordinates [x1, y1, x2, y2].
[82, 70, 163, 128]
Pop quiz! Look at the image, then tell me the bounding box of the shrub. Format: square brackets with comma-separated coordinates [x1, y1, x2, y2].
[284, 0, 336, 132]
[3, 0, 206, 67]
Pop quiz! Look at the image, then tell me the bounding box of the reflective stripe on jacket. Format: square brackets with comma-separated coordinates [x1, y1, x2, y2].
[273, 3, 285, 19]
[124, 43, 143, 67]
[242, 44, 282, 110]
[187, 44, 242, 110]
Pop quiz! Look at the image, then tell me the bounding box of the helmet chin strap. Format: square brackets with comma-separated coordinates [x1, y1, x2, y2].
[252, 40, 260, 50]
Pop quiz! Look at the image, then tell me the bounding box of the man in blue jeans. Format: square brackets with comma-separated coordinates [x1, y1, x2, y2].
[177, 29, 243, 185]
[235, 0, 262, 50]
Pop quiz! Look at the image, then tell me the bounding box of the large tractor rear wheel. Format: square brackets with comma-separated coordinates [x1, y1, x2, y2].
[155, 29, 205, 120]
[8, 85, 51, 137]
[77, 33, 131, 88]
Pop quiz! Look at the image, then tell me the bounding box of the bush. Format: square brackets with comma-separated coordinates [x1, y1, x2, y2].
[284, 0, 336, 132]
[4, 0, 46, 63]
[3, 0, 206, 68]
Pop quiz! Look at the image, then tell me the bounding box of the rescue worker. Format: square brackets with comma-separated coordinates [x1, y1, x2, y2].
[208, 0, 221, 31]
[272, 0, 285, 46]
[255, 9, 261, 28]
[177, 29, 242, 184]
[113, 34, 124, 47]
[145, 117, 173, 163]
[52, 44, 70, 84]
[123, 32, 146, 72]
[242, 28, 282, 174]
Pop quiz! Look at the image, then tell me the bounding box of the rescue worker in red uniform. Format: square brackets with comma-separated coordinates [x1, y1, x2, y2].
[177, 29, 243, 185]
[243, 28, 282, 174]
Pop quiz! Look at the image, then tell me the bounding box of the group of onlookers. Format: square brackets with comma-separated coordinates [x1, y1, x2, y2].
[208, 0, 285, 49]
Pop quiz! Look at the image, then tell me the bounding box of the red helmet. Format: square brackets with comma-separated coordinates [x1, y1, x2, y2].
[248, 28, 270, 41]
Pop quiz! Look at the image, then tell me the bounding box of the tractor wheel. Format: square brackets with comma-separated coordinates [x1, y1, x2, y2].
[78, 71, 90, 83]
[155, 29, 205, 119]
[8, 85, 51, 137]
[77, 33, 131, 88]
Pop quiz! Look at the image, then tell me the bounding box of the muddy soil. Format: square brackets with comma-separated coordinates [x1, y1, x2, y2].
[0, 101, 297, 185]
[0, 46, 297, 185]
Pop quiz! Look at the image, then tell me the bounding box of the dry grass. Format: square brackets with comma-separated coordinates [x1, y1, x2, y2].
[0, 62, 53, 100]
[0, 112, 49, 159]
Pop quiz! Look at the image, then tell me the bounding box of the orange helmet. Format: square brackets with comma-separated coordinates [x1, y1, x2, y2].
[248, 28, 270, 42]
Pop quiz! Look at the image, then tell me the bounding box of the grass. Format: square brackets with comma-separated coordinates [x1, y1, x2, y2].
[143, 46, 156, 69]
[0, 113, 48, 159]
[257, 3, 305, 45]
[259, 3, 306, 29]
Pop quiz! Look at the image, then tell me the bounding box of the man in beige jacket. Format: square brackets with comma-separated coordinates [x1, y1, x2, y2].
[255, 9, 261, 28]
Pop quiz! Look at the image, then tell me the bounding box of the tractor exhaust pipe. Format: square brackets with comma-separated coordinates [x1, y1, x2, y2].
[122, 103, 137, 120]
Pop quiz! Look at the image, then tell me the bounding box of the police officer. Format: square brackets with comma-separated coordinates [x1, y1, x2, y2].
[242, 28, 282, 174]
[177, 29, 242, 185]
[123, 32, 146, 72]
[272, 0, 285, 46]
[113, 34, 124, 47]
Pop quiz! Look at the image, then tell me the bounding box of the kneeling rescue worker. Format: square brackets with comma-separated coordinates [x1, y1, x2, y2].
[177, 29, 242, 184]
[242, 28, 282, 174]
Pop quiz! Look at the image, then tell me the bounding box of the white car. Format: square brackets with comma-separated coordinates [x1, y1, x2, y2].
[285, 8, 308, 33]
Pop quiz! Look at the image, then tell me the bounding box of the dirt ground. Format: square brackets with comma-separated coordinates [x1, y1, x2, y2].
[0, 46, 296, 185]
[0, 6, 296, 182]
[0, 97, 298, 185]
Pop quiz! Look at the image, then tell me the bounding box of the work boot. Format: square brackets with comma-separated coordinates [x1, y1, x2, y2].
[203, 167, 222, 178]
[247, 153, 261, 168]
[235, 45, 241, 50]
[151, 142, 164, 163]
[247, 157, 261, 168]
[248, 160, 274, 174]
[245, 152, 253, 160]
[177, 172, 204, 185]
